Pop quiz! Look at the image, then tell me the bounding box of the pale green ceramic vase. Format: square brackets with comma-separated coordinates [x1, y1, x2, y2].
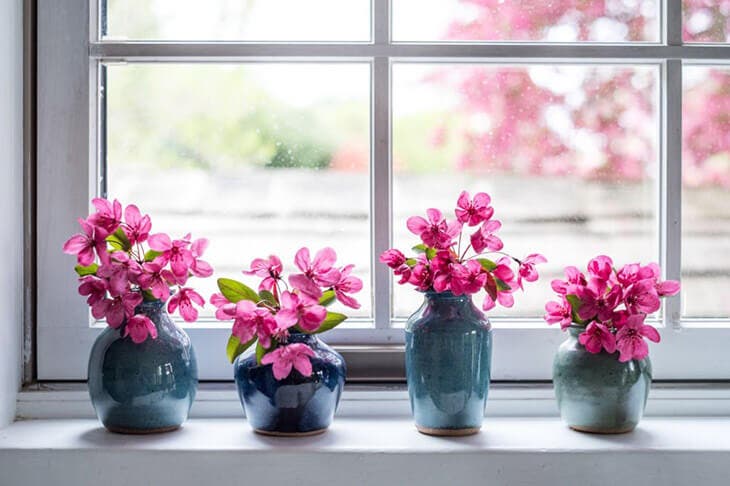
[553, 326, 652, 434]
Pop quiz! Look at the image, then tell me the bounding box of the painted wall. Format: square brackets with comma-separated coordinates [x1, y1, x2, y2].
[0, 0, 24, 427]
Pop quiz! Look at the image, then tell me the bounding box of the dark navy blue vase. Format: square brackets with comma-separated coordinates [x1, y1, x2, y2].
[234, 332, 346, 436]
[88, 300, 198, 434]
[405, 291, 492, 436]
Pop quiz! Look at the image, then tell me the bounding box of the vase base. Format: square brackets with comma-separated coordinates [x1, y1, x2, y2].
[105, 424, 181, 435]
[569, 424, 636, 434]
[254, 427, 328, 437]
[416, 425, 481, 437]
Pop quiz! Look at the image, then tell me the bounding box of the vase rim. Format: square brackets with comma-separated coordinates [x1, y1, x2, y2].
[423, 290, 471, 299]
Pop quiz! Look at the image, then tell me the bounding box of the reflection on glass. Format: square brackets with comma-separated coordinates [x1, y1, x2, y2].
[102, 0, 370, 41]
[393, 0, 658, 42]
[392, 64, 659, 318]
[682, 66, 730, 317]
[683, 0, 730, 43]
[105, 63, 372, 319]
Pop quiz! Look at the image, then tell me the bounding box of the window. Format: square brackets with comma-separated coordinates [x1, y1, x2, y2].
[37, 0, 730, 380]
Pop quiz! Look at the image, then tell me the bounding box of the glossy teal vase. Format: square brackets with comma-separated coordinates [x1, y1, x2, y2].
[405, 291, 492, 436]
[553, 326, 652, 434]
[88, 300, 198, 434]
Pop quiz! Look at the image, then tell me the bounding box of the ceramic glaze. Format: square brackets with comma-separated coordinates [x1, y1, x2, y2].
[553, 327, 652, 434]
[405, 291, 492, 436]
[88, 300, 198, 434]
[234, 332, 346, 436]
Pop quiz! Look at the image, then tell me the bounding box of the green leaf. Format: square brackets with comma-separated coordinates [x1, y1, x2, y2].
[495, 278, 512, 292]
[106, 228, 131, 252]
[144, 250, 163, 262]
[318, 289, 336, 306]
[74, 263, 99, 277]
[258, 289, 278, 306]
[425, 247, 437, 260]
[311, 312, 348, 334]
[217, 278, 259, 304]
[565, 294, 584, 324]
[255, 341, 267, 365]
[412, 244, 428, 253]
[477, 258, 497, 272]
[405, 258, 418, 267]
[226, 335, 256, 364]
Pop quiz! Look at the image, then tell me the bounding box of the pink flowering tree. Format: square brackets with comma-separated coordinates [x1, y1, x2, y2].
[63, 198, 214, 343]
[545, 255, 680, 361]
[381, 190, 546, 311]
[211, 247, 362, 380]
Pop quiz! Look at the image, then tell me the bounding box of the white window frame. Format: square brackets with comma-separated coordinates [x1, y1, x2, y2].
[36, 0, 730, 380]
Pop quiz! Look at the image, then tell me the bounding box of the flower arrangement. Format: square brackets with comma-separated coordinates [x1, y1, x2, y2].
[211, 247, 362, 380]
[62, 198, 213, 343]
[380, 190, 546, 310]
[544, 255, 680, 362]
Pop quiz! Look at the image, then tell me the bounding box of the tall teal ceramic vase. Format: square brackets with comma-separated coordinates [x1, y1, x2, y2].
[405, 291, 492, 436]
[88, 300, 198, 434]
[553, 326, 652, 434]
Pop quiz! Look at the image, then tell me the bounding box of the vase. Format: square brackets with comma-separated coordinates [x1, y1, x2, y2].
[553, 326, 652, 434]
[405, 291, 492, 436]
[87, 300, 198, 434]
[234, 332, 346, 436]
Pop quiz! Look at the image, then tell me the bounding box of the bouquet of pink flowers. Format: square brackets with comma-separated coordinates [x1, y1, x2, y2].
[211, 247, 362, 380]
[544, 255, 680, 362]
[63, 198, 213, 343]
[380, 190, 546, 310]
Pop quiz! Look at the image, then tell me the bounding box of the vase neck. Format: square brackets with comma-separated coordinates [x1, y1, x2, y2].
[285, 331, 319, 345]
[423, 291, 472, 303]
[567, 325, 584, 337]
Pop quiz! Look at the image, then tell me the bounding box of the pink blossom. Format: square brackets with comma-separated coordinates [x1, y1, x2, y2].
[62, 218, 108, 266]
[275, 291, 327, 332]
[655, 279, 680, 297]
[574, 279, 622, 322]
[123, 314, 157, 344]
[544, 297, 573, 330]
[78, 275, 107, 306]
[243, 254, 283, 292]
[578, 322, 617, 354]
[96, 252, 140, 297]
[168, 287, 205, 322]
[209, 292, 229, 309]
[121, 204, 151, 245]
[587, 255, 614, 281]
[189, 239, 214, 278]
[455, 190, 494, 226]
[450, 260, 487, 295]
[87, 198, 122, 233]
[551, 266, 587, 295]
[469, 220, 503, 253]
[616, 263, 655, 286]
[98, 291, 142, 329]
[137, 262, 176, 301]
[517, 253, 547, 289]
[482, 260, 516, 310]
[261, 343, 317, 380]
[407, 208, 462, 250]
[148, 233, 194, 280]
[431, 250, 458, 293]
[333, 265, 363, 309]
[379, 249, 412, 284]
[289, 247, 341, 299]
[623, 279, 661, 314]
[615, 314, 660, 362]
[408, 259, 433, 291]
[225, 300, 278, 347]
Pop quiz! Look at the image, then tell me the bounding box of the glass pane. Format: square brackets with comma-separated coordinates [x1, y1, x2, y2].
[683, 0, 730, 43]
[105, 63, 372, 320]
[393, 0, 659, 42]
[392, 64, 659, 318]
[102, 0, 370, 42]
[682, 66, 730, 318]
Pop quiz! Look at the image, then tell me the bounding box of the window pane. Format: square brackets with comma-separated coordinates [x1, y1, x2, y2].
[392, 64, 659, 318]
[105, 63, 372, 320]
[102, 0, 370, 42]
[393, 0, 659, 42]
[683, 0, 730, 43]
[682, 66, 730, 318]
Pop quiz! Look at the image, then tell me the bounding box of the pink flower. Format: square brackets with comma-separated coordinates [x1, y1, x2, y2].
[544, 297, 573, 330]
[578, 322, 617, 354]
[137, 262, 176, 301]
[517, 253, 547, 289]
[62, 218, 108, 266]
[455, 190, 494, 226]
[78, 275, 107, 306]
[408, 259, 433, 291]
[469, 220, 503, 253]
[87, 198, 122, 233]
[209, 292, 229, 309]
[168, 287, 205, 322]
[431, 250, 458, 292]
[261, 343, 317, 380]
[96, 252, 140, 297]
[123, 314, 157, 344]
[226, 300, 278, 347]
[275, 291, 327, 332]
[97, 291, 142, 329]
[243, 255, 283, 292]
[289, 247, 341, 299]
[587, 255, 614, 281]
[623, 279, 661, 314]
[615, 314, 660, 362]
[551, 266, 587, 295]
[189, 238, 214, 278]
[121, 204, 151, 245]
[450, 260, 487, 295]
[333, 265, 363, 309]
[380, 249, 412, 284]
[407, 208, 462, 249]
[148, 233, 194, 280]
[574, 279, 622, 322]
[482, 259, 516, 310]
[655, 279, 680, 297]
[616, 263, 655, 286]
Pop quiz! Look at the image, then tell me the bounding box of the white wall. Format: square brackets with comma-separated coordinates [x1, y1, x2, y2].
[0, 0, 24, 427]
